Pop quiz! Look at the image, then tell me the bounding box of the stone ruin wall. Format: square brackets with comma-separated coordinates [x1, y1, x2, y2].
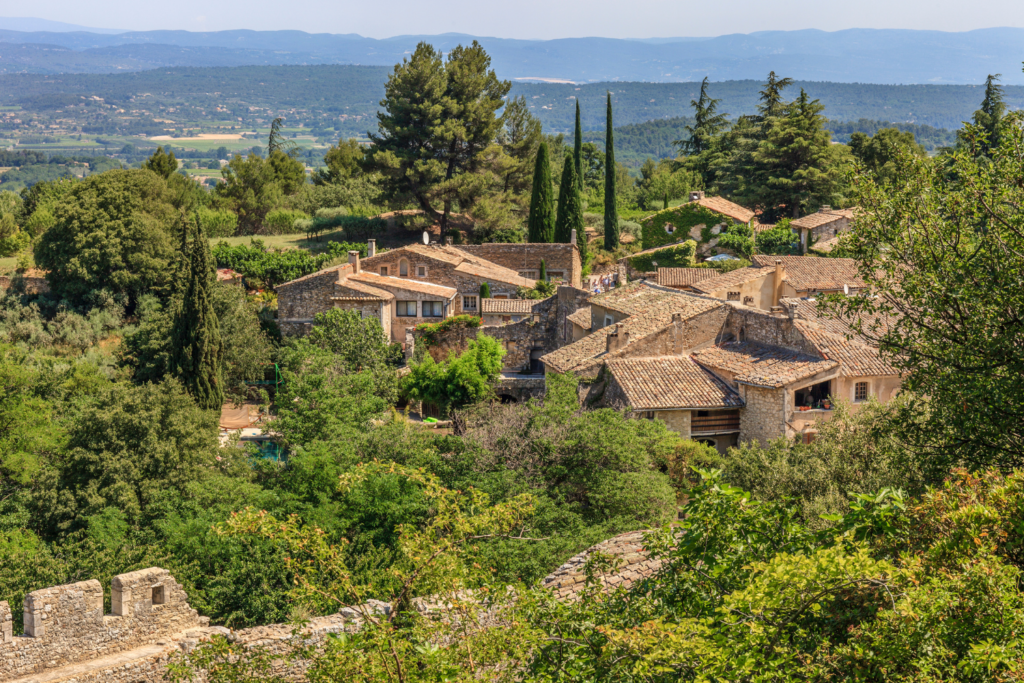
[1, 530, 659, 683]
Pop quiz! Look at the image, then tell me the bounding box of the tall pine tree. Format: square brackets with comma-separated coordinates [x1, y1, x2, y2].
[527, 142, 555, 242]
[604, 92, 619, 250]
[574, 99, 584, 195]
[555, 151, 586, 267]
[171, 213, 224, 410]
[974, 74, 1006, 156]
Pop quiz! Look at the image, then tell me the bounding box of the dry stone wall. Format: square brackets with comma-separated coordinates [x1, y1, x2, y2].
[456, 244, 582, 288]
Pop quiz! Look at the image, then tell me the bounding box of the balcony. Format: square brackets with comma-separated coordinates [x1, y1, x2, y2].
[691, 412, 740, 434]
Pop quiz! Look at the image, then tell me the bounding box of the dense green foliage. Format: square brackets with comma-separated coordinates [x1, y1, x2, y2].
[640, 203, 728, 250]
[210, 240, 365, 288]
[604, 93, 619, 250]
[527, 142, 555, 242]
[554, 151, 585, 266]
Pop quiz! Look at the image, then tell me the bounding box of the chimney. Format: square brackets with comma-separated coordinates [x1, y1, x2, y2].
[606, 323, 629, 354]
[348, 250, 360, 274]
[786, 301, 798, 320]
[367, 239, 376, 258]
[689, 190, 705, 202]
[570, 229, 577, 245]
[773, 259, 785, 307]
[818, 205, 832, 213]
[672, 312, 683, 323]
[445, 236, 453, 246]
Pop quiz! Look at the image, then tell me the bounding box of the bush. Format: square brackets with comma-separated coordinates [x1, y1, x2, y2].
[263, 209, 310, 235]
[755, 219, 799, 256]
[413, 314, 482, 347]
[628, 240, 696, 272]
[211, 239, 367, 288]
[196, 207, 238, 238]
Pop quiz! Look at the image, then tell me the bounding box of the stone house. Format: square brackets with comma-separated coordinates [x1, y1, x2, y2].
[660, 256, 866, 310]
[276, 251, 459, 342]
[790, 207, 856, 253]
[358, 242, 537, 316]
[456, 242, 582, 288]
[480, 298, 535, 326]
[541, 280, 901, 449]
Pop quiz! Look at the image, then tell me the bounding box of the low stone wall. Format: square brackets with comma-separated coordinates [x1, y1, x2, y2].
[541, 530, 662, 602]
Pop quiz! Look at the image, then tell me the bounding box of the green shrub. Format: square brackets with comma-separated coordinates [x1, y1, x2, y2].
[641, 203, 729, 250]
[414, 314, 482, 347]
[628, 240, 697, 272]
[196, 207, 238, 238]
[263, 209, 310, 235]
[212, 239, 367, 288]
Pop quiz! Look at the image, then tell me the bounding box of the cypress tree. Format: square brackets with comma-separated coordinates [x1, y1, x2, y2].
[170, 213, 224, 410]
[539, 259, 547, 281]
[527, 142, 555, 242]
[604, 92, 619, 250]
[555, 151, 587, 267]
[574, 99, 583, 195]
[479, 282, 491, 299]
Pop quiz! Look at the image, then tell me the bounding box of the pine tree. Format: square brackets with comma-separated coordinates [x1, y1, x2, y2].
[973, 74, 1006, 156]
[555, 151, 587, 266]
[479, 282, 491, 299]
[143, 146, 178, 179]
[604, 92, 619, 250]
[757, 71, 795, 122]
[527, 142, 555, 242]
[574, 99, 583, 195]
[170, 213, 224, 410]
[539, 259, 547, 281]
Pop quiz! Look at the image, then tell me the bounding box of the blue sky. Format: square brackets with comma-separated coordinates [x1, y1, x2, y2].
[12, 0, 1024, 39]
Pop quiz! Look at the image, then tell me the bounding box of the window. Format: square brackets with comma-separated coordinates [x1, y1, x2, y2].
[396, 301, 417, 317]
[548, 270, 565, 282]
[519, 270, 538, 279]
[855, 381, 869, 402]
[399, 259, 409, 276]
[727, 291, 741, 301]
[665, 224, 676, 234]
[423, 301, 444, 317]
[416, 265, 427, 278]
[604, 315, 614, 328]
[462, 295, 478, 311]
[380, 266, 389, 276]
[151, 585, 165, 605]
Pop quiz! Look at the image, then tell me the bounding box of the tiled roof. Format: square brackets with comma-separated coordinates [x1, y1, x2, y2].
[695, 196, 755, 223]
[454, 261, 536, 288]
[621, 239, 697, 261]
[543, 283, 723, 374]
[793, 319, 898, 377]
[790, 208, 857, 229]
[333, 278, 393, 300]
[657, 267, 719, 287]
[481, 298, 537, 314]
[567, 306, 592, 330]
[779, 297, 894, 346]
[607, 356, 744, 410]
[690, 266, 774, 294]
[692, 341, 839, 388]
[349, 271, 457, 298]
[748, 255, 865, 291]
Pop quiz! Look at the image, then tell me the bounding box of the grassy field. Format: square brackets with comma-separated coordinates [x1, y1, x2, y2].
[0, 256, 17, 275]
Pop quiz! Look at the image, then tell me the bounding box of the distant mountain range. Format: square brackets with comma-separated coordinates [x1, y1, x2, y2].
[1, 22, 1024, 84]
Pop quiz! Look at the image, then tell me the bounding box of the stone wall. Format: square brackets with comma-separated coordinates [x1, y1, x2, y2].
[738, 384, 786, 445]
[276, 264, 350, 333]
[720, 307, 818, 355]
[412, 295, 564, 372]
[0, 568, 206, 681]
[457, 244, 582, 288]
[555, 285, 592, 348]
[330, 294, 391, 341]
[618, 306, 729, 360]
[0, 275, 50, 295]
[1, 530, 664, 682]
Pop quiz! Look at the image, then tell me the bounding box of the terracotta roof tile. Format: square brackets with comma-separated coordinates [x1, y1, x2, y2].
[748, 255, 865, 291]
[275, 263, 350, 289]
[692, 341, 838, 388]
[607, 356, 744, 410]
[481, 298, 537, 314]
[349, 271, 457, 298]
[690, 266, 774, 294]
[542, 283, 723, 374]
[567, 306, 592, 330]
[657, 268, 720, 287]
[695, 196, 755, 223]
[780, 297, 898, 347]
[793, 319, 898, 377]
[454, 261, 536, 288]
[790, 208, 857, 230]
[333, 278, 393, 300]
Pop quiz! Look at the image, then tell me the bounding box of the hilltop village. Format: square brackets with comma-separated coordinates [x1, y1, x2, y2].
[0, 39, 1022, 683]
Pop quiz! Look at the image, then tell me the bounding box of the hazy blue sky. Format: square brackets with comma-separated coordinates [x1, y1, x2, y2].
[15, 0, 1024, 39]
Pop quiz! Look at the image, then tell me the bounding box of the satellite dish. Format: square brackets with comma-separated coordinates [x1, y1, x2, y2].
[843, 284, 849, 295]
[422, 231, 430, 245]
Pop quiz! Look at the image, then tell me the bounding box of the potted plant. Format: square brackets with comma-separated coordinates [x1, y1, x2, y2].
[822, 399, 832, 410]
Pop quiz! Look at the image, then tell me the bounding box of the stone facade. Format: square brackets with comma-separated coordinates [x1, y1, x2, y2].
[456, 243, 582, 288]
[738, 384, 786, 445]
[2, 530, 663, 682]
[0, 568, 206, 681]
[276, 264, 351, 336]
